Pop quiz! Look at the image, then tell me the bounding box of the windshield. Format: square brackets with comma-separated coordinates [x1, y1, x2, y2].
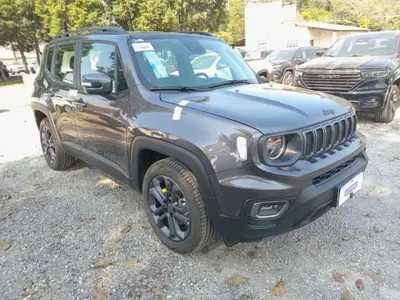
[267, 49, 297, 60]
[130, 35, 258, 90]
[324, 34, 399, 57]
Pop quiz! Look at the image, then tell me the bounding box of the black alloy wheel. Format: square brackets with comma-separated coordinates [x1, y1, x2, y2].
[148, 175, 191, 241]
[40, 124, 57, 165]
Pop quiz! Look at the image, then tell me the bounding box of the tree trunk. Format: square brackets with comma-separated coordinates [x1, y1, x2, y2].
[0, 63, 8, 81]
[16, 38, 30, 74]
[34, 36, 41, 63]
[11, 44, 18, 62]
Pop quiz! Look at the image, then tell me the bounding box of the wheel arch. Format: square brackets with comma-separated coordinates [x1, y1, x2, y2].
[129, 136, 215, 198]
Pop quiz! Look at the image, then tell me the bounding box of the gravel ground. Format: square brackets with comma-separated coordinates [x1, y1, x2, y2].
[1, 76, 400, 300]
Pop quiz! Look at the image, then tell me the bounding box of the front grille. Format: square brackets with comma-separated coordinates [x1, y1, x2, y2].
[303, 114, 357, 159]
[312, 155, 358, 185]
[302, 72, 362, 92]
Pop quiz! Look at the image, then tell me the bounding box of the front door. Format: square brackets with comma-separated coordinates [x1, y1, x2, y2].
[49, 43, 81, 149]
[74, 41, 130, 181]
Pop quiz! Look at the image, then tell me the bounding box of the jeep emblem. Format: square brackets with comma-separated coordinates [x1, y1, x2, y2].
[323, 109, 335, 116]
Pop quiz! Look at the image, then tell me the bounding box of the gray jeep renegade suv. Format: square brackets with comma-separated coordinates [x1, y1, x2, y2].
[31, 27, 368, 253]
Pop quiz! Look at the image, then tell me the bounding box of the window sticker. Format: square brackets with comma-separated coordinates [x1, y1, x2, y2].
[143, 51, 168, 79]
[131, 42, 154, 52]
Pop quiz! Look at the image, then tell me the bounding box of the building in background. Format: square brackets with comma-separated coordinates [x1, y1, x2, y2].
[245, 1, 368, 51]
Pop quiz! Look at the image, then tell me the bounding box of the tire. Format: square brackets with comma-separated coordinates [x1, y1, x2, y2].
[282, 70, 294, 86]
[143, 158, 215, 253]
[39, 118, 75, 170]
[374, 85, 399, 123]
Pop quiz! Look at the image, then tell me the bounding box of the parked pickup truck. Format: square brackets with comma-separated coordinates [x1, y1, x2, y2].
[295, 31, 400, 123]
[247, 46, 322, 85]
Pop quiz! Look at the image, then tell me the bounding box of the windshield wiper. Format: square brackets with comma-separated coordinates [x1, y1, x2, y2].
[150, 86, 203, 92]
[352, 54, 364, 57]
[323, 54, 335, 57]
[208, 80, 252, 88]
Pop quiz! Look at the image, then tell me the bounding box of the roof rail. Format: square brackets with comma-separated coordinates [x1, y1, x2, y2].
[53, 26, 127, 40]
[179, 31, 214, 37]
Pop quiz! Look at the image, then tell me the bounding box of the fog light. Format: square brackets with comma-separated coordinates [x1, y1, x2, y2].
[249, 201, 289, 219]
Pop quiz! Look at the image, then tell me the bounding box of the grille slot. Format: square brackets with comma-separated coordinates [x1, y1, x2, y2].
[312, 156, 358, 185]
[302, 72, 362, 92]
[303, 115, 357, 159]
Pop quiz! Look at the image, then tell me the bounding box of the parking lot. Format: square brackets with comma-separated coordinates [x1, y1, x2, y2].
[0, 76, 399, 300]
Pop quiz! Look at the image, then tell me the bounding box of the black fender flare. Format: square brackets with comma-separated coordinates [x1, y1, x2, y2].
[30, 101, 61, 143]
[129, 136, 215, 198]
[257, 69, 268, 76]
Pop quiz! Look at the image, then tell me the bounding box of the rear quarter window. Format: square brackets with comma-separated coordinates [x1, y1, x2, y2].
[46, 48, 54, 72]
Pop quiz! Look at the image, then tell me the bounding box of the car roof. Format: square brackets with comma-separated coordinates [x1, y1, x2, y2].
[48, 26, 218, 47]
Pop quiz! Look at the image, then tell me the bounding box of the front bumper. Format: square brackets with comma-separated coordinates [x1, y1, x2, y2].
[325, 90, 388, 112]
[207, 137, 368, 243]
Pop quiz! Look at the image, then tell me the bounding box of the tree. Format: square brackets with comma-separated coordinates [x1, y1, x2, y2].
[215, 0, 245, 44]
[0, 0, 39, 73]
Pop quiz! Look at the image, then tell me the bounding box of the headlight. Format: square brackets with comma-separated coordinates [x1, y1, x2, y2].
[361, 70, 388, 79]
[259, 133, 303, 166]
[265, 136, 286, 160]
[295, 70, 303, 77]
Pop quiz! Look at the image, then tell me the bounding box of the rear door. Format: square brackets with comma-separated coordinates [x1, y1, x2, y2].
[74, 41, 130, 181]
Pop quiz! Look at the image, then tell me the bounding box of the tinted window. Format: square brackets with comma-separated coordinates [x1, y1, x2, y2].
[46, 48, 53, 72]
[324, 34, 400, 57]
[295, 49, 306, 59]
[305, 48, 317, 59]
[81, 42, 127, 93]
[268, 49, 297, 60]
[55, 44, 76, 84]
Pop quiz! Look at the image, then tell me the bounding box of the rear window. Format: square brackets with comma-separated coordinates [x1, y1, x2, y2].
[54, 44, 76, 84]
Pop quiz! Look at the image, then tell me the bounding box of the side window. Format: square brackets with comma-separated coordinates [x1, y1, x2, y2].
[80, 42, 128, 93]
[55, 44, 76, 84]
[46, 48, 53, 72]
[305, 48, 317, 59]
[295, 49, 306, 59]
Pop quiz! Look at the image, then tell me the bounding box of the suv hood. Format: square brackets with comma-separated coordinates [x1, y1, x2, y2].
[160, 83, 353, 134]
[299, 56, 397, 70]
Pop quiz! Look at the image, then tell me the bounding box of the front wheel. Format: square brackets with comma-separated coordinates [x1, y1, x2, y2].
[282, 70, 294, 86]
[374, 85, 399, 123]
[142, 158, 215, 253]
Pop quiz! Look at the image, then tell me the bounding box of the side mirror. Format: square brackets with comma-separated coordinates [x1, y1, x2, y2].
[82, 73, 112, 94]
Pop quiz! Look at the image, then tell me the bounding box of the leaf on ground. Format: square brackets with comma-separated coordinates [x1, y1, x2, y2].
[367, 271, 384, 282]
[333, 271, 346, 283]
[93, 259, 114, 269]
[0, 239, 12, 251]
[121, 223, 132, 234]
[23, 280, 34, 291]
[47, 222, 58, 228]
[91, 279, 107, 300]
[225, 274, 248, 286]
[355, 279, 364, 291]
[343, 288, 353, 300]
[22, 289, 37, 297]
[97, 177, 120, 190]
[247, 250, 262, 259]
[124, 260, 138, 269]
[152, 287, 166, 297]
[271, 279, 286, 297]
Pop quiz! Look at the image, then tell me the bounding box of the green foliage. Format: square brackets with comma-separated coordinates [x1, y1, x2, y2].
[301, 7, 332, 22]
[216, 0, 245, 44]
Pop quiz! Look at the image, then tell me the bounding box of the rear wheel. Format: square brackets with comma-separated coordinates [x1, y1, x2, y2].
[374, 85, 399, 123]
[143, 158, 214, 253]
[282, 70, 294, 85]
[39, 118, 75, 170]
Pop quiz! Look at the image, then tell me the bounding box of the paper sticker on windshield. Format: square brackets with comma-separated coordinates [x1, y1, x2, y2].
[131, 42, 154, 52]
[144, 51, 168, 79]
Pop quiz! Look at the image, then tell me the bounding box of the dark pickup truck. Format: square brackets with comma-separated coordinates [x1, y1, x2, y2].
[295, 31, 400, 123]
[31, 27, 368, 253]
